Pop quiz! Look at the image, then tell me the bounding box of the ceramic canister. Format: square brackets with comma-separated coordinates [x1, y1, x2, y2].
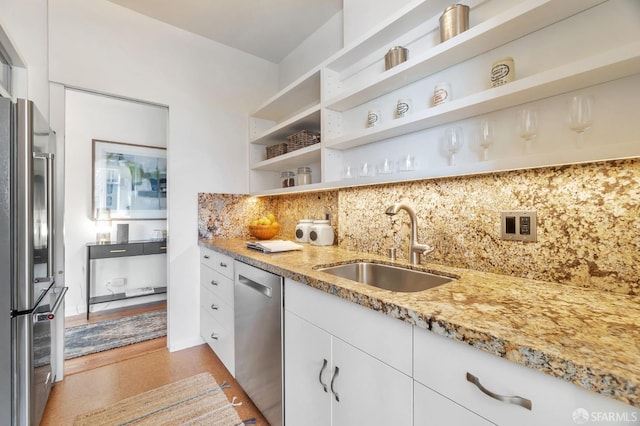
[295, 219, 314, 243]
[309, 220, 334, 246]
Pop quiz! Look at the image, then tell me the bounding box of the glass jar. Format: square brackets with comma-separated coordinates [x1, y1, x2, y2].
[297, 167, 312, 185]
[281, 171, 295, 188]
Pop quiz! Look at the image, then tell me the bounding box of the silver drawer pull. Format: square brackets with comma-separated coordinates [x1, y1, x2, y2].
[210, 304, 219, 310]
[110, 249, 127, 253]
[319, 359, 328, 392]
[210, 280, 219, 286]
[219, 261, 228, 268]
[330, 366, 340, 402]
[466, 372, 532, 410]
[160, 246, 166, 250]
[210, 332, 218, 340]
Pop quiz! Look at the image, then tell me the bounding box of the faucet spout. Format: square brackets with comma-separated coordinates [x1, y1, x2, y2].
[386, 203, 432, 265]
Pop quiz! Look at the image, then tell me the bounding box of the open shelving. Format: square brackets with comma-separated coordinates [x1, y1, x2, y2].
[324, 0, 606, 111]
[325, 44, 640, 150]
[247, 0, 639, 195]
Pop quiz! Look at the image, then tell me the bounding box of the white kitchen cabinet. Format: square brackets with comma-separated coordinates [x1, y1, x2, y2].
[199, 248, 235, 375]
[285, 310, 413, 426]
[248, 0, 640, 194]
[413, 327, 638, 426]
[284, 279, 413, 426]
[284, 309, 333, 426]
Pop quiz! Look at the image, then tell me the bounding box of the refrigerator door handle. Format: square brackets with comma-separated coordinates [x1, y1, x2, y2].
[34, 152, 55, 282]
[34, 287, 67, 323]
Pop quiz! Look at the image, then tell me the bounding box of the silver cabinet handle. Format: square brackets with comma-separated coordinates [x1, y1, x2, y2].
[238, 274, 272, 298]
[466, 372, 532, 410]
[318, 359, 328, 392]
[330, 366, 340, 402]
[210, 304, 219, 310]
[110, 249, 127, 253]
[210, 280, 219, 286]
[210, 332, 218, 340]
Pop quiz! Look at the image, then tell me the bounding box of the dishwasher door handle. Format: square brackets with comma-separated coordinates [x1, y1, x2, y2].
[238, 274, 272, 298]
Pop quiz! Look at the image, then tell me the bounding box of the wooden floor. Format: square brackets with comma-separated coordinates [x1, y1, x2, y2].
[42, 303, 269, 425]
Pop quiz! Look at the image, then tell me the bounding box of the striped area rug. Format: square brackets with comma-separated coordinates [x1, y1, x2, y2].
[74, 372, 243, 426]
[64, 309, 167, 359]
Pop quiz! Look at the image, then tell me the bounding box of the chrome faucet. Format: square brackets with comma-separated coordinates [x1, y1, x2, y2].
[385, 203, 433, 265]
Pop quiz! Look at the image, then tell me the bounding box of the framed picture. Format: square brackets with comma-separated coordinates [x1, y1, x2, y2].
[92, 139, 167, 220]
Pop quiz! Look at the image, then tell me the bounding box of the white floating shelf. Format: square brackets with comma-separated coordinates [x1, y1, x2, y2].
[250, 106, 321, 146]
[251, 70, 321, 122]
[250, 181, 328, 196]
[324, 0, 456, 73]
[325, 44, 640, 150]
[325, 0, 605, 112]
[251, 144, 321, 172]
[251, 140, 640, 196]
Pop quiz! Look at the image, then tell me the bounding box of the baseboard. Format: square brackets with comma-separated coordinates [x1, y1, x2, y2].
[167, 335, 204, 353]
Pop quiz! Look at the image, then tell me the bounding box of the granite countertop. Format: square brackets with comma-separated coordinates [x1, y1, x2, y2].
[198, 238, 640, 408]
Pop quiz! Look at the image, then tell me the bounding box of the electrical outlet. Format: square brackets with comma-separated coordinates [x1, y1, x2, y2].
[500, 211, 537, 242]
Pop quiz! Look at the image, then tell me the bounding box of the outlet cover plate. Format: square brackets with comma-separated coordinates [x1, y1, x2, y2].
[500, 211, 537, 242]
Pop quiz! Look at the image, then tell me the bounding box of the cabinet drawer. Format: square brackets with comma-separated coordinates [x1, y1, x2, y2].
[200, 264, 234, 304]
[200, 284, 233, 329]
[285, 278, 412, 376]
[413, 328, 636, 426]
[89, 243, 143, 259]
[143, 241, 167, 254]
[414, 381, 495, 426]
[200, 248, 233, 279]
[200, 307, 234, 375]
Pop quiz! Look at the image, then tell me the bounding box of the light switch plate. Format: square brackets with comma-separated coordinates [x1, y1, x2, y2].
[500, 211, 537, 242]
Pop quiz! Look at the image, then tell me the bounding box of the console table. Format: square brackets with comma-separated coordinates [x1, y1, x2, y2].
[86, 239, 167, 319]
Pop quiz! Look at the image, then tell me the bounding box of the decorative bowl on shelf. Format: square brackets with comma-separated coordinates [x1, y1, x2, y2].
[249, 224, 280, 240]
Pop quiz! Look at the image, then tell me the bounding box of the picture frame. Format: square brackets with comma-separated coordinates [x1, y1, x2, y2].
[92, 139, 167, 220]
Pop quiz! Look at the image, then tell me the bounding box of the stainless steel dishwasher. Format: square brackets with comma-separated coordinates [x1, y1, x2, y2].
[234, 260, 283, 426]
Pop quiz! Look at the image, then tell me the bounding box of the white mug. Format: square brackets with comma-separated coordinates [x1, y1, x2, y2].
[396, 99, 411, 118]
[433, 82, 451, 106]
[367, 109, 381, 127]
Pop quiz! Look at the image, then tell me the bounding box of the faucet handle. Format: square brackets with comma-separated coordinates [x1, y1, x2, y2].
[414, 244, 433, 256]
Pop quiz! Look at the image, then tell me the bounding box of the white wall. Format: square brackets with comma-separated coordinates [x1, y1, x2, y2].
[343, 0, 413, 46]
[48, 0, 278, 351]
[63, 88, 169, 317]
[278, 11, 343, 89]
[0, 0, 49, 116]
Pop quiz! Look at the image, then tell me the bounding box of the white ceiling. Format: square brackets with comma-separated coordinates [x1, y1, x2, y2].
[107, 0, 343, 63]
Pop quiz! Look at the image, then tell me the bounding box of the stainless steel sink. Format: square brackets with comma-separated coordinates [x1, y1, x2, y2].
[316, 261, 454, 292]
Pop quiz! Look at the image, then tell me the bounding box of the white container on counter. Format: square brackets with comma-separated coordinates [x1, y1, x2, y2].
[295, 219, 314, 243]
[309, 220, 334, 246]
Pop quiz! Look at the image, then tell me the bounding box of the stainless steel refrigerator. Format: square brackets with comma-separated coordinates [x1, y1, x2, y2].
[0, 98, 67, 425]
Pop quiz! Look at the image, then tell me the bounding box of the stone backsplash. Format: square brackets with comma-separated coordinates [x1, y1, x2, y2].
[198, 158, 639, 296]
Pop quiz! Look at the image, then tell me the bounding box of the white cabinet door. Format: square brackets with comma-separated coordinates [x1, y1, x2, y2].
[331, 337, 413, 426]
[285, 310, 332, 426]
[284, 309, 413, 426]
[414, 381, 495, 426]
